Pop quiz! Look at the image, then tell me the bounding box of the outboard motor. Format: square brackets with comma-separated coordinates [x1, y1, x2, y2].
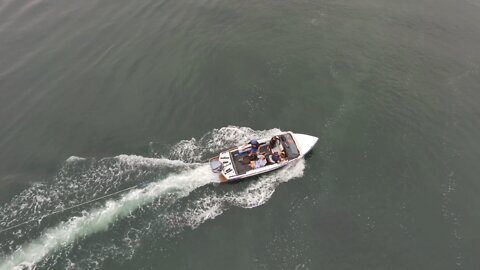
[209, 159, 223, 173]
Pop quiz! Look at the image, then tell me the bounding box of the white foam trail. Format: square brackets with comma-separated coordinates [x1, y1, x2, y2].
[0, 155, 195, 233]
[114, 154, 191, 168]
[1, 126, 299, 268]
[0, 165, 216, 270]
[65, 156, 86, 163]
[165, 159, 306, 231]
[167, 126, 282, 162]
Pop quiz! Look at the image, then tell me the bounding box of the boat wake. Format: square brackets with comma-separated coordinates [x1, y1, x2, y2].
[0, 126, 306, 270]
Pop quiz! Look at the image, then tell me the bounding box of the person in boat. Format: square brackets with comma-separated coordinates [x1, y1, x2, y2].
[267, 136, 280, 153]
[266, 151, 286, 165]
[250, 154, 267, 169]
[248, 139, 260, 160]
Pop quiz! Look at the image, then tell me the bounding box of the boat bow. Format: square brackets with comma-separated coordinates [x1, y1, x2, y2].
[293, 133, 318, 156]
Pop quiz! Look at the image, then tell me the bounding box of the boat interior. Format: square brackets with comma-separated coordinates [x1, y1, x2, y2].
[231, 133, 300, 175]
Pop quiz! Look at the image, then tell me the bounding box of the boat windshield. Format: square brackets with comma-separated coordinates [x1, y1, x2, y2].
[280, 133, 300, 159]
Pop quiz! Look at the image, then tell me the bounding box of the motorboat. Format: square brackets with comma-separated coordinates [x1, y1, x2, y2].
[209, 132, 318, 183]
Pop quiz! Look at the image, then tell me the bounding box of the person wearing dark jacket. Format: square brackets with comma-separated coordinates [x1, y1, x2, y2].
[267, 136, 280, 153]
[248, 139, 260, 160]
[266, 151, 286, 164]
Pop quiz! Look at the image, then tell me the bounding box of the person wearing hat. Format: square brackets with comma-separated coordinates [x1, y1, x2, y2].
[248, 139, 260, 161]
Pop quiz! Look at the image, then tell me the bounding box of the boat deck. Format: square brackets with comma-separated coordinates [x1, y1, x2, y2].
[231, 135, 299, 176]
[231, 144, 270, 175]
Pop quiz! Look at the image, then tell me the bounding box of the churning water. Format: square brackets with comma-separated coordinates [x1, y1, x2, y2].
[0, 127, 306, 269]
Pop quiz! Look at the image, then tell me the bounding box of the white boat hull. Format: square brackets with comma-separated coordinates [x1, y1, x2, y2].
[210, 132, 318, 183]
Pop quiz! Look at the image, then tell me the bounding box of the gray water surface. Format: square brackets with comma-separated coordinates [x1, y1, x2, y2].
[1, 0, 480, 269]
